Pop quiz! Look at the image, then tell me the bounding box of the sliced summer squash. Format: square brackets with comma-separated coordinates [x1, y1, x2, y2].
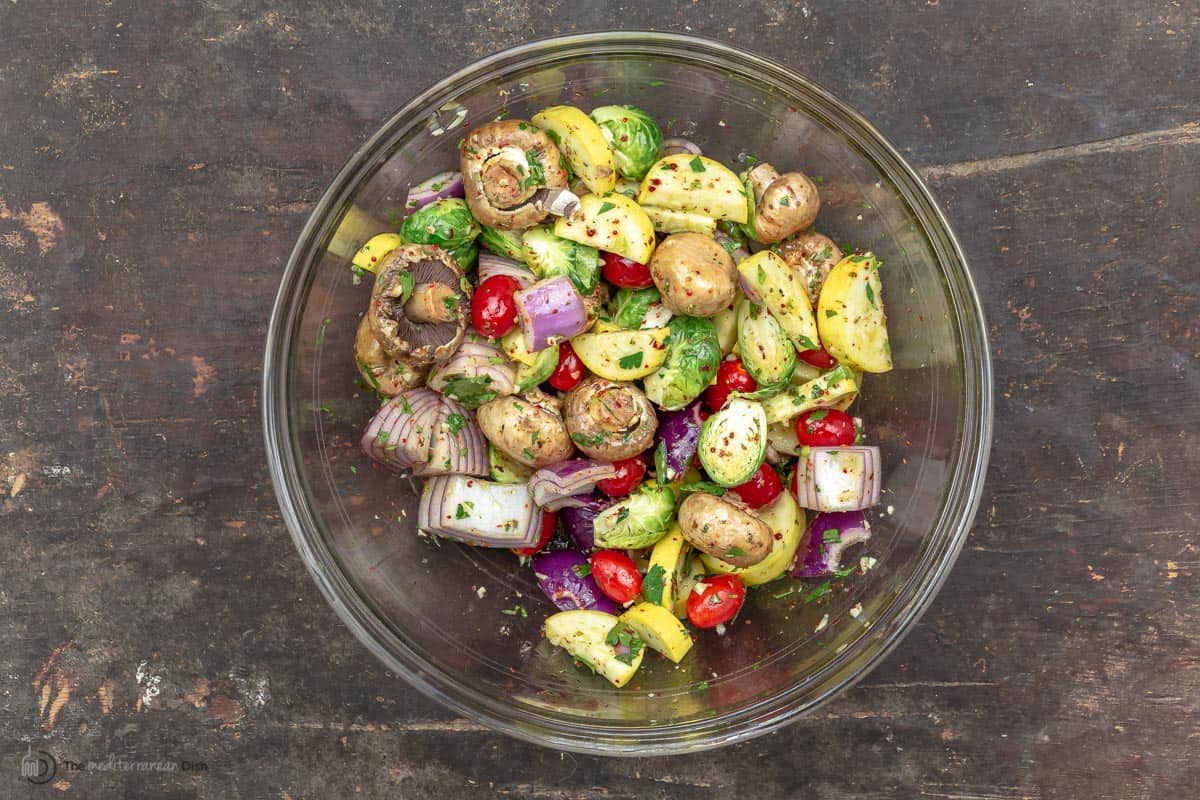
[531, 105, 618, 194]
[569, 327, 670, 381]
[637, 154, 749, 223]
[543, 610, 644, 687]
[737, 250, 821, 355]
[817, 252, 893, 373]
[619, 602, 694, 663]
[554, 192, 657, 264]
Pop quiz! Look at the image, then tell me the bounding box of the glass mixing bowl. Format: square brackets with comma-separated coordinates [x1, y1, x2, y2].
[262, 32, 992, 755]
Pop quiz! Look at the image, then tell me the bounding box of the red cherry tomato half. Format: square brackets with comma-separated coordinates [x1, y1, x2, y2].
[547, 341, 585, 392]
[798, 345, 837, 369]
[730, 462, 783, 509]
[589, 549, 643, 604]
[705, 357, 757, 412]
[601, 251, 654, 289]
[471, 275, 521, 338]
[687, 574, 746, 628]
[595, 456, 647, 498]
[795, 408, 856, 447]
[512, 509, 557, 556]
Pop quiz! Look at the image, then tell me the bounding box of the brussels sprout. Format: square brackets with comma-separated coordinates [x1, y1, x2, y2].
[591, 105, 664, 181]
[478, 225, 525, 262]
[400, 197, 481, 270]
[643, 316, 722, 411]
[593, 483, 677, 549]
[611, 287, 672, 330]
[521, 225, 602, 294]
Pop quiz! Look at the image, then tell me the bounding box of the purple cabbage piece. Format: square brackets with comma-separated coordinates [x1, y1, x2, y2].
[791, 510, 871, 578]
[653, 401, 705, 483]
[558, 493, 618, 553]
[531, 550, 619, 613]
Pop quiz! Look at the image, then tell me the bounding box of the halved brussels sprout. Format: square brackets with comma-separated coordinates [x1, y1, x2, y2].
[642, 315, 722, 411]
[590, 105, 664, 181]
[521, 225, 602, 294]
[399, 197, 481, 270]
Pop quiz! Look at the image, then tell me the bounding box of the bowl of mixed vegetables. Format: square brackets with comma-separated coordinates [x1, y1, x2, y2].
[264, 32, 992, 754]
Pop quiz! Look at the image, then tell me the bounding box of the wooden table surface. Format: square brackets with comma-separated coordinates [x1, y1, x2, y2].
[2, 2, 1197, 798]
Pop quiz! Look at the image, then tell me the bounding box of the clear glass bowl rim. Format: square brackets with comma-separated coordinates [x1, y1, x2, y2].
[262, 30, 994, 756]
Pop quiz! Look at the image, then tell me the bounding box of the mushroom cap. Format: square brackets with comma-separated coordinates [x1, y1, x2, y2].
[460, 120, 569, 230]
[353, 316, 427, 396]
[562, 376, 658, 461]
[776, 231, 843, 306]
[648, 232, 738, 317]
[477, 388, 574, 468]
[748, 165, 821, 244]
[368, 244, 468, 367]
[677, 492, 774, 567]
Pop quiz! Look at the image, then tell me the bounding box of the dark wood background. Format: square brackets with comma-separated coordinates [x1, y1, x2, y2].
[2, 1, 1197, 797]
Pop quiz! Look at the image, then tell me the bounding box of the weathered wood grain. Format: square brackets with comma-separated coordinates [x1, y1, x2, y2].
[1, 1, 1197, 798]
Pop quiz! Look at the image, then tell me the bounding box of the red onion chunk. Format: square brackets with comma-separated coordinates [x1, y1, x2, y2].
[737, 271, 764, 304]
[428, 336, 516, 398]
[361, 388, 441, 470]
[405, 170, 464, 211]
[793, 446, 881, 512]
[514, 276, 589, 352]
[652, 401, 705, 483]
[791, 511, 871, 578]
[559, 494, 618, 553]
[413, 396, 489, 477]
[529, 460, 618, 510]
[532, 550, 620, 613]
[478, 252, 536, 288]
[417, 475, 540, 547]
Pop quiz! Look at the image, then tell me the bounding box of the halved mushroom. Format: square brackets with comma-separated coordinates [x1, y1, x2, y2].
[745, 163, 821, 244]
[476, 388, 574, 468]
[460, 120, 570, 230]
[563, 376, 657, 461]
[368, 244, 470, 366]
[677, 492, 773, 568]
[648, 232, 738, 317]
[776, 231, 844, 306]
[354, 316, 427, 396]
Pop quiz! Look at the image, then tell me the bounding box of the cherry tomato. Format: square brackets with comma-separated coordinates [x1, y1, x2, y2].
[512, 509, 557, 556]
[686, 574, 746, 628]
[589, 549, 643, 604]
[596, 456, 646, 497]
[471, 275, 521, 338]
[547, 341, 585, 392]
[704, 357, 757, 412]
[795, 408, 856, 447]
[798, 345, 837, 369]
[730, 462, 783, 509]
[601, 251, 654, 289]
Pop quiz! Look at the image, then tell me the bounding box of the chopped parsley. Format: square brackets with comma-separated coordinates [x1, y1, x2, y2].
[804, 580, 832, 603]
[443, 294, 459, 314]
[779, 196, 790, 207]
[796, 334, 818, 351]
[571, 431, 606, 448]
[808, 409, 829, 422]
[825, 309, 839, 318]
[814, 246, 833, 262]
[865, 281, 877, 309]
[445, 413, 466, 434]
[571, 563, 592, 578]
[605, 624, 646, 665]
[724, 546, 746, 558]
[522, 147, 546, 190]
[678, 481, 726, 496]
[617, 352, 643, 369]
[834, 565, 858, 579]
[454, 501, 473, 519]
[359, 360, 382, 393]
[822, 528, 841, 544]
[773, 588, 795, 600]
[501, 605, 528, 618]
[597, 201, 617, 215]
[316, 317, 331, 346]
[641, 564, 666, 605]
[688, 156, 706, 173]
[522, 447, 534, 461]
[440, 375, 497, 409]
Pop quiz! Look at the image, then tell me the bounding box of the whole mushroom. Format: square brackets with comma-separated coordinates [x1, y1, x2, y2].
[476, 388, 575, 468]
[647, 232, 738, 317]
[368, 244, 470, 366]
[677, 492, 773, 568]
[744, 162, 821, 244]
[776, 231, 844, 306]
[563, 376, 658, 461]
[353, 316, 427, 396]
[460, 120, 571, 230]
